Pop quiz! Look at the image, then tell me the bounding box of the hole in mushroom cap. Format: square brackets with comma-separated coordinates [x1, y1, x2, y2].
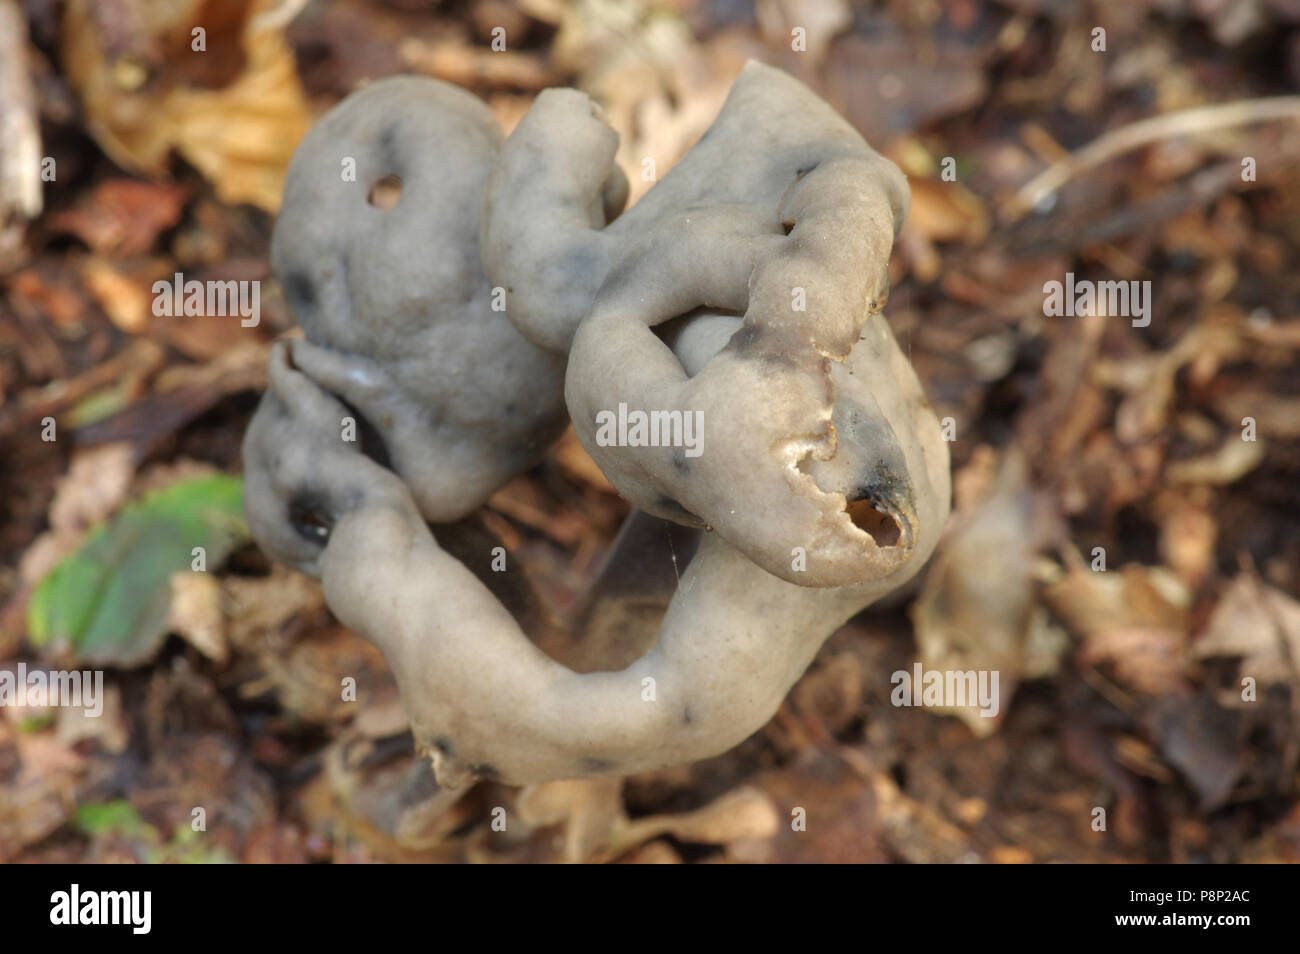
[289, 493, 334, 543]
[845, 498, 903, 547]
[367, 175, 403, 210]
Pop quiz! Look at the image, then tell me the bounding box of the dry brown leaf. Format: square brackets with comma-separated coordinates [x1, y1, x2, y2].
[56, 684, 129, 754]
[912, 451, 1066, 734]
[739, 751, 892, 862]
[293, 732, 468, 863]
[617, 840, 681, 863]
[1155, 496, 1217, 588]
[401, 38, 558, 90]
[47, 179, 190, 257]
[61, 0, 312, 212]
[49, 443, 137, 534]
[1151, 692, 1245, 812]
[848, 751, 974, 864]
[0, 722, 86, 859]
[517, 777, 626, 863]
[545, 0, 745, 207]
[756, 0, 851, 66]
[1166, 435, 1265, 485]
[1215, 390, 1300, 440]
[990, 845, 1034, 863]
[81, 259, 151, 334]
[16, 442, 136, 591]
[222, 565, 323, 652]
[1044, 562, 1192, 696]
[1240, 802, 1300, 863]
[245, 623, 394, 725]
[510, 777, 780, 862]
[1080, 626, 1185, 696]
[1193, 572, 1300, 690]
[906, 177, 991, 245]
[616, 785, 780, 849]
[166, 570, 228, 664]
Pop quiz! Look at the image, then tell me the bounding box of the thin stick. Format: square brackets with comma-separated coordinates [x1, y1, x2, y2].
[250, 0, 312, 33]
[0, 0, 42, 221]
[1008, 96, 1300, 220]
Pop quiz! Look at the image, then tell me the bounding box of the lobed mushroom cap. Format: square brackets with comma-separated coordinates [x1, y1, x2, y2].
[548, 63, 946, 586]
[243, 64, 952, 786]
[269, 76, 568, 523]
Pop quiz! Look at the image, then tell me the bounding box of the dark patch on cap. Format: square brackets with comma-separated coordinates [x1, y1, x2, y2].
[469, 762, 500, 780]
[378, 125, 400, 173]
[854, 460, 909, 508]
[288, 490, 335, 543]
[577, 757, 613, 774]
[761, 350, 800, 371]
[727, 323, 762, 353]
[282, 271, 316, 314]
[682, 707, 693, 725]
[432, 737, 455, 757]
[725, 323, 800, 369]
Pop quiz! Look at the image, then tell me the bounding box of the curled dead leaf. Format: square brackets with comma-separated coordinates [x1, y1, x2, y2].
[1193, 572, 1300, 690]
[62, 0, 312, 212]
[166, 570, 227, 664]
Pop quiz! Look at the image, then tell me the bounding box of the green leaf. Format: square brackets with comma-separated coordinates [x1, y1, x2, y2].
[65, 384, 132, 429]
[164, 825, 237, 864]
[17, 712, 55, 733]
[74, 799, 150, 837]
[27, 474, 249, 666]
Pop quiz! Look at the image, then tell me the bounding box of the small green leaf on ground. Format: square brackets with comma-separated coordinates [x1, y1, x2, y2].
[27, 474, 248, 667]
[74, 799, 149, 837]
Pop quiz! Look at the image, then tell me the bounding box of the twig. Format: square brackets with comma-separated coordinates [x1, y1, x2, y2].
[0, 0, 42, 221]
[1006, 96, 1300, 221]
[250, 0, 312, 34]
